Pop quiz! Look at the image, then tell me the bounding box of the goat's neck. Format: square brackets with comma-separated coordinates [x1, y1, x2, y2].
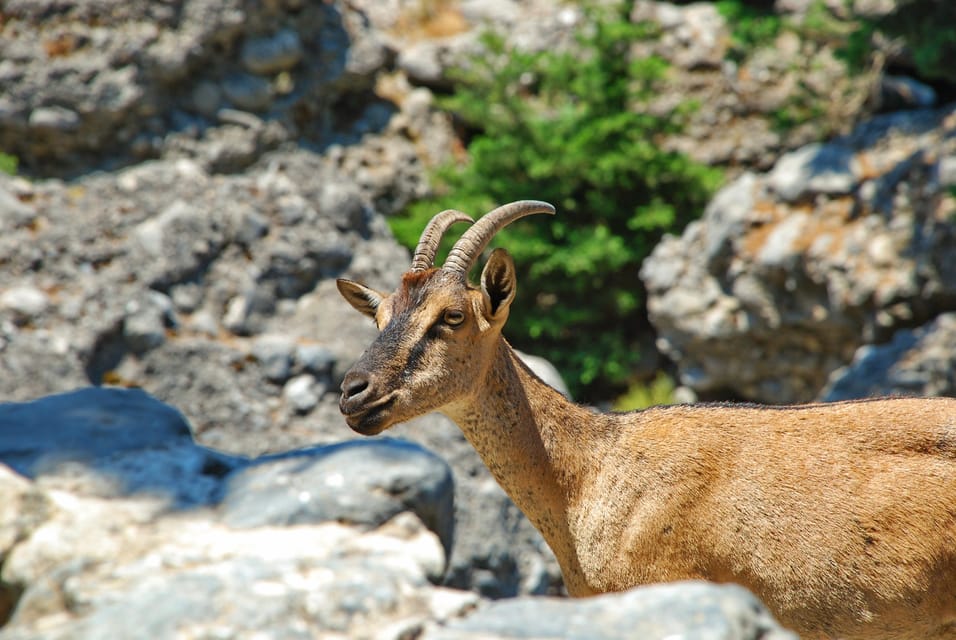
[441, 339, 612, 591]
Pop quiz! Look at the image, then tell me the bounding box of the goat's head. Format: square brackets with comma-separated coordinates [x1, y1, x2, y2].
[337, 200, 555, 435]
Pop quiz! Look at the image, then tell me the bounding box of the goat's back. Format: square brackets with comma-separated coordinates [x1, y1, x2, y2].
[575, 396, 956, 639]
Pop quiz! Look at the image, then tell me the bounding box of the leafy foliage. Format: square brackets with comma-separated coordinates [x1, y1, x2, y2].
[714, 0, 783, 63]
[0, 152, 17, 176]
[612, 373, 677, 412]
[390, 2, 723, 401]
[871, 0, 956, 83]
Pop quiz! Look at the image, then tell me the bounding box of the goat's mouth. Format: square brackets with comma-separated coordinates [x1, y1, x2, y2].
[340, 392, 397, 435]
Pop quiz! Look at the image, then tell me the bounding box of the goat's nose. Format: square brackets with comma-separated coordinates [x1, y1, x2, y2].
[341, 371, 370, 400]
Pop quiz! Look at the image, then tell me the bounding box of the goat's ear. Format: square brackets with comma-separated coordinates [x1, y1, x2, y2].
[336, 279, 384, 319]
[480, 248, 517, 320]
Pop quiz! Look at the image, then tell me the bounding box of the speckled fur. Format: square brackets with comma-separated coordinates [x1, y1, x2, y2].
[338, 254, 956, 640]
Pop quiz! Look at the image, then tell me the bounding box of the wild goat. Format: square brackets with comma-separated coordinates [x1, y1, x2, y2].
[337, 200, 956, 640]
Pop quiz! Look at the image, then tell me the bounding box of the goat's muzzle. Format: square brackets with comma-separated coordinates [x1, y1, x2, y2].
[339, 369, 395, 435]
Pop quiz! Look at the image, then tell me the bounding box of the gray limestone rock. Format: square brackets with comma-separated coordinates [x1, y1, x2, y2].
[221, 438, 456, 559]
[821, 313, 956, 401]
[424, 581, 797, 640]
[0, 387, 243, 506]
[642, 106, 956, 403]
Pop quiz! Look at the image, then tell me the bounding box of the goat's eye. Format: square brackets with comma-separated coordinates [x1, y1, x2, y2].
[443, 310, 465, 326]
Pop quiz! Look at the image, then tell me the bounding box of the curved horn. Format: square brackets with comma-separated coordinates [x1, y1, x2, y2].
[443, 200, 555, 275]
[409, 209, 474, 272]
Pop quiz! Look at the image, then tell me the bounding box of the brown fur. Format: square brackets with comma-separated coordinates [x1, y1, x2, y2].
[338, 252, 956, 640]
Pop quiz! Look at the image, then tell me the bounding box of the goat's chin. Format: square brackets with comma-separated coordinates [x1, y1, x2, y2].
[344, 411, 393, 436]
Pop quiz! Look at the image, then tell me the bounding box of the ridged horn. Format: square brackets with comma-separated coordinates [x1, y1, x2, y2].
[442, 200, 555, 275]
[409, 209, 474, 272]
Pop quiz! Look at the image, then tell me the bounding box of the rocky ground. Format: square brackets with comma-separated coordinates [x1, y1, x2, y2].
[1, 0, 954, 637]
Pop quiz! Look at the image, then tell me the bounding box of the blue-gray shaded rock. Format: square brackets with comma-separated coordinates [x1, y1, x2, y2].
[221, 73, 273, 112]
[821, 313, 956, 401]
[221, 438, 455, 558]
[880, 75, 937, 110]
[0, 387, 243, 506]
[769, 143, 857, 202]
[424, 581, 797, 640]
[241, 29, 303, 75]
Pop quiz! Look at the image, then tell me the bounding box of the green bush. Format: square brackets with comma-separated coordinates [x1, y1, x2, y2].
[872, 0, 956, 83]
[390, 2, 722, 401]
[612, 372, 677, 412]
[0, 152, 17, 176]
[714, 0, 783, 63]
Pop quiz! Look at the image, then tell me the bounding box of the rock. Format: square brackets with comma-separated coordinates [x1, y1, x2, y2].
[0, 387, 243, 506]
[880, 74, 937, 110]
[0, 388, 796, 640]
[423, 581, 797, 640]
[122, 291, 174, 354]
[240, 29, 303, 75]
[631, 1, 729, 70]
[768, 143, 857, 202]
[937, 155, 956, 187]
[220, 438, 455, 560]
[0, 286, 49, 325]
[643, 105, 956, 403]
[27, 107, 80, 132]
[2, 493, 453, 640]
[821, 313, 956, 401]
[190, 80, 223, 117]
[0, 0, 396, 176]
[317, 180, 369, 232]
[221, 72, 273, 112]
[294, 343, 336, 377]
[282, 373, 322, 413]
[0, 388, 483, 639]
[0, 465, 48, 626]
[131, 195, 232, 289]
[251, 334, 296, 382]
[0, 184, 36, 228]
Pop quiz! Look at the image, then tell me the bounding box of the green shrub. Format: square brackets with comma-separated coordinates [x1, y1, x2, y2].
[872, 0, 956, 83]
[612, 372, 677, 412]
[715, 0, 783, 63]
[390, 2, 723, 401]
[0, 152, 17, 176]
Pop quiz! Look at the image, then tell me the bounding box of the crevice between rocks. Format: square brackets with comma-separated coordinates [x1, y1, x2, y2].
[0, 558, 24, 628]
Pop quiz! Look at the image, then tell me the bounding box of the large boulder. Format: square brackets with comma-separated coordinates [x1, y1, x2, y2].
[0, 386, 241, 506]
[221, 438, 456, 558]
[424, 581, 797, 640]
[821, 312, 956, 400]
[642, 105, 956, 403]
[0, 388, 465, 638]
